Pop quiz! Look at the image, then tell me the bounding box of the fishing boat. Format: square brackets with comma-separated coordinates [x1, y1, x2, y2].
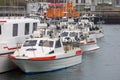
[60, 29, 81, 43]
[10, 34, 83, 73]
[79, 34, 100, 52]
[60, 21, 100, 52]
[78, 15, 104, 39]
[77, 21, 100, 51]
[88, 22, 104, 39]
[60, 28, 99, 52]
[0, 17, 40, 73]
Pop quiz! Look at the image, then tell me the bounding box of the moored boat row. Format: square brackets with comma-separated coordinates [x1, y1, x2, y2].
[10, 35, 82, 73]
[9, 14, 104, 73]
[0, 5, 104, 73]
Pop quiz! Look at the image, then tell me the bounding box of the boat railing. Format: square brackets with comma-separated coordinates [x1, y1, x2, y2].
[0, 16, 25, 19]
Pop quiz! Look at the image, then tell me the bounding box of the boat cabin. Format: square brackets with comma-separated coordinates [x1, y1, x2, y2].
[80, 15, 90, 23]
[14, 37, 65, 57]
[0, 17, 40, 54]
[60, 30, 82, 42]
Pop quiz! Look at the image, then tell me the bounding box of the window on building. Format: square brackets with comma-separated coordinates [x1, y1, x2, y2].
[81, 0, 85, 3]
[116, 0, 120, 5]
[13, 24, 18, 36]
[76, 0, 78, 3]
[33, 23, 37, 32]
[55, 40, 61, 48]
[25, 23, 29, 35]
[0, 25, 1, 35]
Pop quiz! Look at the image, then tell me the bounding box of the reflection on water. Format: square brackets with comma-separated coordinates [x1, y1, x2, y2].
[0, 24, 120, 80]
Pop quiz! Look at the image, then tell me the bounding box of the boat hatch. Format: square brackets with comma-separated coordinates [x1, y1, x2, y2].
[23, 40, 37, 47]
[39, 40, 54, 47]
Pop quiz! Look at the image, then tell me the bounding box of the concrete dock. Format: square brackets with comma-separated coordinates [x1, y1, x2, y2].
[92, 10, 120, 24]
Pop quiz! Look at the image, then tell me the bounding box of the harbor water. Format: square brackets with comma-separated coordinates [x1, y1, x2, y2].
[0, 24, 120, 80]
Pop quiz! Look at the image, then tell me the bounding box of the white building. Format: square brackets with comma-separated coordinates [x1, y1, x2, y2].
[27, 2, 49, 14]
[71, 0, 96, 5]
[71, 0, 96, 11]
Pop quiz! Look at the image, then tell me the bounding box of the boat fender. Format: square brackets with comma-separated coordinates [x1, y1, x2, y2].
[76, 50, 82, 55]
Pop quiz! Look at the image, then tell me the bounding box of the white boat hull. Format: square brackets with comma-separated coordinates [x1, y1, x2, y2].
[0, 54, 17, 73]
[80, 43, 100, 52]
[96, 33, 104, 39]
[89, 32, 104, 39]
[11, 55, 82, 73]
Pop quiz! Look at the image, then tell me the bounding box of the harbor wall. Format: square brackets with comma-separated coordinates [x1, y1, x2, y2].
[92, 11, 120, 24]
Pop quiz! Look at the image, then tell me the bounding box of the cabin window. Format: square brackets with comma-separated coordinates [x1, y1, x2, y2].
[47, 31, 53, 35]
[23, 40, 37, 47]
[39, 40, 54, 47]
[55, 40, 61, 48]
[61, 18, 68, 22]
[25, 23, 29, 35]
[61, 32, 68, 37]
[0, 25, 1, 35]
[69, 32, 78, 37]
[33, 23, 37, 32]
[13, 24, 18, 36]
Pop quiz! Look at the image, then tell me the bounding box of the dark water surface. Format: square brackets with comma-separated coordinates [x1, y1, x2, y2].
[0, 24, 120, 80]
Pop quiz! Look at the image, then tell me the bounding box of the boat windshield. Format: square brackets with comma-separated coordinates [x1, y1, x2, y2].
[23, 40, 37, 47]
[68, 22, 76, 25]
[61, 32, 68, 37]
[39, 40, 54, 47]
[69, 32, 78, 37]
[59, 18, 68, 22]
[47, 31, 53, 35]
[81, 17, 89, 20]
[87, 24, 91, 27]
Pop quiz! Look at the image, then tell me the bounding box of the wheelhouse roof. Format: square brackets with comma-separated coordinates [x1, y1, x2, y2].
[0, 17, 39, 23]
[26, 37, 59, 41]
